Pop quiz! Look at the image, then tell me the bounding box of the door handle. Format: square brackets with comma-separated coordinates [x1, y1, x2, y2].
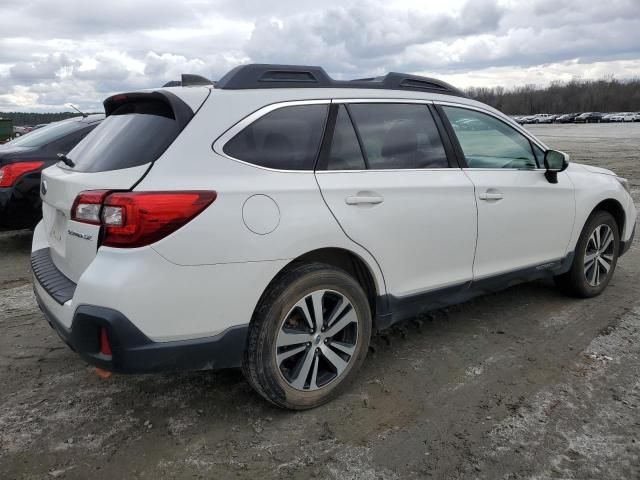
[345, 195, 384, 205]
[479, 191, 504, 201]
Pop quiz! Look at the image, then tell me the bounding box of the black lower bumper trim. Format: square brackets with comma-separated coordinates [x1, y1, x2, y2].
[34, 288, 248, 373]
[620, 224, 635, 256]
[374, 253, 574, 331]
[31, 248, 76, 305]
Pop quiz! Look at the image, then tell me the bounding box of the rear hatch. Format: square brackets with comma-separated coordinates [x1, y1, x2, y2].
[40, 89, 209, 282]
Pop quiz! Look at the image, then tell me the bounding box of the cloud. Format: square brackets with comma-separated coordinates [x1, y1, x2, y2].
[245, 0, 505, 70]
[9, 53, 78, 83]
[0, 0, 201, 38]
[0, 0, 639, 111]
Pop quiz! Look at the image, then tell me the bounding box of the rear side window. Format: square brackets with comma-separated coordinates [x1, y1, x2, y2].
[224, 104, 328, 170]
[68, 99, 182, 173]
[348, 103, 449, 169]
[327, 106, 366, 170]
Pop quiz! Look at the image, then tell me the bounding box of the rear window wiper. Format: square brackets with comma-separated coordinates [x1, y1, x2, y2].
[57, 153, 75, 168]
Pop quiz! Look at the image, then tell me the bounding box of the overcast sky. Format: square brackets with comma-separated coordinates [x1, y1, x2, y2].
[1, 0, 639, 112]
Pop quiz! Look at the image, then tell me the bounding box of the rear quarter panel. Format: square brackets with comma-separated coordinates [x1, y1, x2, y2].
[135, 91, 387, 296]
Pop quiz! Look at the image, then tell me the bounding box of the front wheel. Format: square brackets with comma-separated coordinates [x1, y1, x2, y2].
[555, 211, 620, 297]
[243, 263, 372, 409]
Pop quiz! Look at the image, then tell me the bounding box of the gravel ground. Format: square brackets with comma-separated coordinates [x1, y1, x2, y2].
[0, 123, 639, 479]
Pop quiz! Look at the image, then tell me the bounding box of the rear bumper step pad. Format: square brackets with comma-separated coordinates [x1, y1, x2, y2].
[31, 248, 76, 305]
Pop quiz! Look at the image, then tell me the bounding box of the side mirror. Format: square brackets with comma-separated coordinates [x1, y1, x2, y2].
[543, 150, 569, 184]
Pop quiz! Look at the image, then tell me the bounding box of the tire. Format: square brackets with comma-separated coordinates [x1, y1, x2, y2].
[555, 211, 620, 298]
[243, 262, 372, 410]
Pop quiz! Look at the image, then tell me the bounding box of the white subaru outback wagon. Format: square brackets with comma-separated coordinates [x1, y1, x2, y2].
[32, 64, 636, 409]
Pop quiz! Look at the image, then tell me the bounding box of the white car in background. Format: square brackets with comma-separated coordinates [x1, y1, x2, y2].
[534, 114, 557, 124]
[610, 112, 635, 122]
[32, 64, 637, 409]
[533, 113, 557, 123]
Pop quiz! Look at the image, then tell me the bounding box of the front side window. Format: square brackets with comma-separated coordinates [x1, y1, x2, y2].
[532, 143, 545, 167]
[224, 104, 328, 170]
[442, 106, 538, 169]
[347, 103, 449, 170]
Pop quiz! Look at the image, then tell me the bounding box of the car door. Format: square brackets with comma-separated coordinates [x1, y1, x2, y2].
[438, 104, 575, 279]
[315, 101, 477, 301]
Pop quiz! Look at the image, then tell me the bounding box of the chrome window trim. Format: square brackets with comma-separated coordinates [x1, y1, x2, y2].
[213, 96, 548, 174]
[332, 98, 432, 105]
[461, 167, 547, 172]
[315, 167, 461, 174]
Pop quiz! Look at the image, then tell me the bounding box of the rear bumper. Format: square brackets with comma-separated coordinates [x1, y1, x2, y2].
[32, 246, 249, 373]
[34, 285, 248, 373]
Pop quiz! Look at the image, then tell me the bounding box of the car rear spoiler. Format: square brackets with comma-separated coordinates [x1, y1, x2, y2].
[103, 91, 195, 130]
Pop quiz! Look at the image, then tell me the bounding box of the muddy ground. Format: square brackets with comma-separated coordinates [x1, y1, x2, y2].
[1, 123, 639, 479]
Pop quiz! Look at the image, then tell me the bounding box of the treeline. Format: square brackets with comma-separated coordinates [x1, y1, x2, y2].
[0, 112, 100, 126]
[466, 77, 640, 115]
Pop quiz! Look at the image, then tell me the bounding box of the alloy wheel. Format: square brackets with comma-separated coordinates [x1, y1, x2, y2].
[584, 224, 615, 286]
[275, 289, 359, 391]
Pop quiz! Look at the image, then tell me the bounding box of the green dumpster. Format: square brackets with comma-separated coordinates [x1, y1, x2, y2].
[0, 118, 12, 143]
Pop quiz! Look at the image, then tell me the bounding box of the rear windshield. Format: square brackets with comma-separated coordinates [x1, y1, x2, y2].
[7, 120, 85, 148]
[68, 99, 181, 173]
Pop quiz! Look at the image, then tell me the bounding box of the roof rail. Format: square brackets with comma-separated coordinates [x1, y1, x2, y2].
[214, 64, 466, 97]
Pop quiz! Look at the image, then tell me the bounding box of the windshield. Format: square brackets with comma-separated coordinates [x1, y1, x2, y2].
[7, 119, 85, 148]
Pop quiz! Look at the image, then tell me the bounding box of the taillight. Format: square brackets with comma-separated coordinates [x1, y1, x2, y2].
[102, 191, 217, 248]
[71, 190, 109, 225]
[70, 190, 216, 248]
[0, 161, 45, 187]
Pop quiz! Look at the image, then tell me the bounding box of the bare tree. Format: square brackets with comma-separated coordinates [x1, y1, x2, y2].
[466, 77, 640, 114]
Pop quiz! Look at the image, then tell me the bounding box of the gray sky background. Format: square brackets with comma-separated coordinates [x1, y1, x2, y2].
[1, 0, 639, 111]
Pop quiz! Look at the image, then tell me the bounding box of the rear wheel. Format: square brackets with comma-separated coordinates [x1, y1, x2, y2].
[243, 263, 371, 409]
[555, 211, 620, 297]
